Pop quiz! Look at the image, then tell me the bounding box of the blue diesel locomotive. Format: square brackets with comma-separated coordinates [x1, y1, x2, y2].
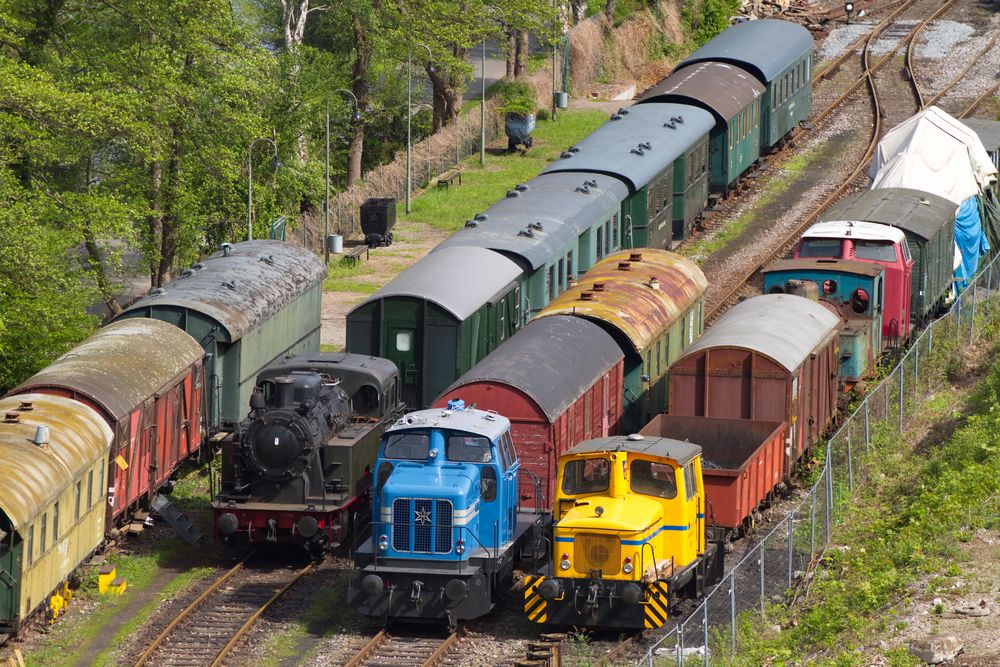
[348, 401, 546, 627]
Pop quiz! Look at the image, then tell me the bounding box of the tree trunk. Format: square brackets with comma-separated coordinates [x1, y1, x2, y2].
[148, 159, 163, 287]
[23, 0, 66, 65]
[515, 30, 529, 78]
[346, 15, 371, 186]
[427, 48, 466, 132]
[155, 121, 183, 287]
[605, 0, 617, 24]
[506, 30, 516, 78]
[281, 0, 311, 162]
[82, 159, 121, 315]
[570, 0, 587, 24]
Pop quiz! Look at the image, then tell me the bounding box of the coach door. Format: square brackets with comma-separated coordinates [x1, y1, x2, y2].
[0, 514, 20, 625]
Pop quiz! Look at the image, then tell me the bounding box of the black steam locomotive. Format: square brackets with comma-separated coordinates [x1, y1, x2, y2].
[212, 352, 402, 554]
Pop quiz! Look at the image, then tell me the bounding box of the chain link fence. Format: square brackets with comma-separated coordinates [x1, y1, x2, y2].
[640, 249, 1000, 666]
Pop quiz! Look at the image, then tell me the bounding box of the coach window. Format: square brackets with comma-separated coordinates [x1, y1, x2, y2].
[99, 463, 105, 504]
[557, 257, 565, 291]
[75, 481, 82, 521]
[631, 460, 677, 498]
[395, 331, 412, 352]
[606, 220, 613, 250]
[384, 432, 430, 460]
[548, 265, 556, 300]
[567, 250, 574, 279]
[40, 513, 47, 554]
[612, 214, 619, 245]
[53, 502, 59, 541]
[562, 458, 610, 495]
[27, 525, 34, 565]
[87, 469, 94, 509]
[596, 227, 604, 259]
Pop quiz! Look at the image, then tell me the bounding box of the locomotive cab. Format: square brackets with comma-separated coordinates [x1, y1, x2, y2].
[349, 401, 545, 626]
[524, 434, 724, 630]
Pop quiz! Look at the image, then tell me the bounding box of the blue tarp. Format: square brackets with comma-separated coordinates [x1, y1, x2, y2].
[955, 195, 989, 292]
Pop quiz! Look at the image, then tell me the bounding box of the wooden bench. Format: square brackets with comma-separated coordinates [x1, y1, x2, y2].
[343, 244, 369, 264]
[436, 168, 463, 189]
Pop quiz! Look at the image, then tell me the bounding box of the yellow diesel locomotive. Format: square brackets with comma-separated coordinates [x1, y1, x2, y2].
[524, 434, 724, 629]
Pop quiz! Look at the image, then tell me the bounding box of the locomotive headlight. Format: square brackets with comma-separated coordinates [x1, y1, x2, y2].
[456, 539, 465, 555]
[378, 534, 389, 551]
[559, 553, 571, 570]
[623, 557, 634, 574]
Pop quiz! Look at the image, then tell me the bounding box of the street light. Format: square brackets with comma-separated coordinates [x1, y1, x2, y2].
[247, 137, 280, 241]
[326, 88, 361, 262]
[406, 43, 434, 214]
[844, 2, 854, 23]
[481, 5, 503, 166]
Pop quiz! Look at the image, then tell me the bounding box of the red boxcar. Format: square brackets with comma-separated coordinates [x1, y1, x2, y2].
[640, 415, 787, 533]
[668, 294, 840, 473]
[435, 315, 624, 509]
[10, 319, 205, 528]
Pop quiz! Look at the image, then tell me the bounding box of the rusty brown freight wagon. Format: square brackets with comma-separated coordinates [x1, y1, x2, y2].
[667, 294, 841, 472]
[435, 315, 624, 509]
[640, 414, 787, 534]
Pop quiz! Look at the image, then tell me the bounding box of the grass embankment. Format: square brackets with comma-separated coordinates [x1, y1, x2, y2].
[321, 109, 609, 294]
[24, 465, 221, 667]
[717, 314, 1000, 666]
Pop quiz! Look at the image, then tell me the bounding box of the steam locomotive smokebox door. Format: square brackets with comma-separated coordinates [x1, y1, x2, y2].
[360, 198, 396, 246]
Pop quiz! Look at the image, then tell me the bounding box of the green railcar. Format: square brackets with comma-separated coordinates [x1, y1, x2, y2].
[346, 246, 522, 409]
[116, 240, 327, 431]
[640, 62, 765, 196]
[542, 103, 714, 247]
[676, 18, 813, 150]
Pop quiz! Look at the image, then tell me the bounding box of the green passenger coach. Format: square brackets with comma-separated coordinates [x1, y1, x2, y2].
[639, 62, 765, 196]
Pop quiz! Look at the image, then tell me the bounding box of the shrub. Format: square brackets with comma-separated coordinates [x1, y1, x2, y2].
[494, 80, 537, 116]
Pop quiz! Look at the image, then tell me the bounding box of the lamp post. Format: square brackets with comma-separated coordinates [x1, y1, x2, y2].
[326, 88, 362, 262]
[247, 137, 280, 241]
[406, 43, 434, 214]
[481, 5, 503, 166]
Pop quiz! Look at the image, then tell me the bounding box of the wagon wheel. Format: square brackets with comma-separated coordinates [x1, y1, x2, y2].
[508, 137, 518, 152]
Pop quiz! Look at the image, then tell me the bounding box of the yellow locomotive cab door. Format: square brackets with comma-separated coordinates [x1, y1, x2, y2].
[0, 515, 21, 624]
[682, 462, 700, 561]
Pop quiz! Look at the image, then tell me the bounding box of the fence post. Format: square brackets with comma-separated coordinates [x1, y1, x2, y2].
[846, 426, 853, 492]
[825, 450, 833, 543]
[704, 603, 709, 666]
[787, 511, 794, 588]
[987, 265, 993, 307]
[898, 363, 904, 432]
[928, 322, 933, 352]
[970, 280, 977, 340]
[759, 542, 765, 615]
[730, 573, 737, 654]
[864, 398, 870, 454]
[810, 491, 816, 561]
[914, 345, 919, 402]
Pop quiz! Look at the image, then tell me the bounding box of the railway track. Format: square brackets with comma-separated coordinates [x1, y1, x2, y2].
[341, 629, 461, 667]
[133, 556, 313, 667]
[704, 0, 971, 321]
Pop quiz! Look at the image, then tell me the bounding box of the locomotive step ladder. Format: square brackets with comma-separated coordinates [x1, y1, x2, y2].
[151, 494, 204, 546]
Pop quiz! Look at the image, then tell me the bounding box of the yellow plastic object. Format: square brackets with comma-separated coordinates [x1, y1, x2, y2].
[98, 564, 116, 595]
[109, 577, 128, 595]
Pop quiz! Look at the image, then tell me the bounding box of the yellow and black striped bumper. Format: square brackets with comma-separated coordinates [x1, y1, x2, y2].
[522, 575, 672, 630]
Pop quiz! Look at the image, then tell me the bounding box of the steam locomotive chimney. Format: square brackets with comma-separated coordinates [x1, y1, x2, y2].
[275, 376, 295, 409]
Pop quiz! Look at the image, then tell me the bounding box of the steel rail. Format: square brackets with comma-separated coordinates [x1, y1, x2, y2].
[343, 630, 387, 667]
[132, 556, 249, 667]
[923, 30, 1000, 109]
[209, 562, 314, 667]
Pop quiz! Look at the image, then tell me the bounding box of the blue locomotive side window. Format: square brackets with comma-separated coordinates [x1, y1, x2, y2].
[481, 466, 498, 501]
[500, 431, 518, 470]
[562, 458, 610, 495]
[384, 432, 430, 460]
[630, 460, 677, 499]
[447, 434, 493, 463]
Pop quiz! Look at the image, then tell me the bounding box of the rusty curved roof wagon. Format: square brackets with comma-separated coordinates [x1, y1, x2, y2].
[435, 315, 624, 510]
[10, 319, 205, 528]
[536, 249, 707, 432]
[0, 394, 113, 634]
[668, 294, 841, 472]
[115, 240, 327, 431]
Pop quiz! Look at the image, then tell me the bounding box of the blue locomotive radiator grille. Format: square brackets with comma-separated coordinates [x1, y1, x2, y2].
[389, 498, 453, 554]
[435, 500, 453, 553]
[392, 498, 410, 551]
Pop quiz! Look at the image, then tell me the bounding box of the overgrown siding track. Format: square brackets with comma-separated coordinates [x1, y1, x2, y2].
[341, 630, 460, 667]
[133, 556, 313, 667]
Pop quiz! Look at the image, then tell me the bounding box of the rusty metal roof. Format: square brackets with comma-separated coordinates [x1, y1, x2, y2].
[535, 250, 707, 354]
[677, 19, 813, 84]
[434, 173, 627, 271]
[763, 258, 885, 278]
[10, 319, 203, 423]
[638, 61, 764, 125]
[441, 315, 623, 422]
[567, 435, 701, 465]
[352, 247, 522, 321]
[117, 240, 327, 341]
[540, 103, 715, 193]
[822, 187, 956, 241]
[0, 394, 112, 529]
[678, 294, 841, 372]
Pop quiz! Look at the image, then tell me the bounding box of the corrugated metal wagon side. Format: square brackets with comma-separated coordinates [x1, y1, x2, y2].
[9, 319, 204, 528]
[0, 394, 112, 633]
[668, 294, 841, 474]
[434, 316, 624, 509]
[114, 240, 327, 431]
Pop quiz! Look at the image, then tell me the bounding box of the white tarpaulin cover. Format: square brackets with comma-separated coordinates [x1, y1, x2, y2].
[869, 106, 998, 205]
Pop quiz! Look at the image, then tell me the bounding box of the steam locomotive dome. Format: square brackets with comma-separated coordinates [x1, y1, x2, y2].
[242, 371, 351, 481]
